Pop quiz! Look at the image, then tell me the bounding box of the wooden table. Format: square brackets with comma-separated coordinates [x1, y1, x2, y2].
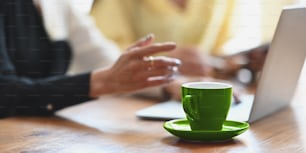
[1, 72, 306, 153]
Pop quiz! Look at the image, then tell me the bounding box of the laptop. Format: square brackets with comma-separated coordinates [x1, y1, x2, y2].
[136, 6, 306, 123]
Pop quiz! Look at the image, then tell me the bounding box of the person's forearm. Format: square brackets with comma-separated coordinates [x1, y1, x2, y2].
[0, 73, 92, 117]
[89, 69, 110, 98]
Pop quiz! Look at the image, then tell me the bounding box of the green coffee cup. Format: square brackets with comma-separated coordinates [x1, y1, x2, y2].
[182, 82, 232, 131]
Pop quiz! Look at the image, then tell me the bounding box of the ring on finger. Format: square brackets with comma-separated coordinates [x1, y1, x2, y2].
[149, 56, 154, 68]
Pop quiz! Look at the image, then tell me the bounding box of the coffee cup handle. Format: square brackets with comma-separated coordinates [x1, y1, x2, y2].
[182, 95, 197, 120]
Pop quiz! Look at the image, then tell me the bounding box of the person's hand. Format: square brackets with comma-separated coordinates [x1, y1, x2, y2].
[213, 44, 269, 84]
[166, 47, 213, 76]
[89, 34, 181, 97]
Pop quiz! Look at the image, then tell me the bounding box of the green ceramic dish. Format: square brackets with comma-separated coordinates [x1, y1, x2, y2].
[163, 119, 249, 142]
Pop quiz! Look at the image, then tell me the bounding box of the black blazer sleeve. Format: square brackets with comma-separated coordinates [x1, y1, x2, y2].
[0, 8, 92, 117]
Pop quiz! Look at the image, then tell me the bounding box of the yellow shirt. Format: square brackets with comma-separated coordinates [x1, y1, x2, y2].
[91, 0, 295, 55]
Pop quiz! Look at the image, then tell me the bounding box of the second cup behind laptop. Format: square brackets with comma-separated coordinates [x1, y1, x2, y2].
[182, 82, 232, 131]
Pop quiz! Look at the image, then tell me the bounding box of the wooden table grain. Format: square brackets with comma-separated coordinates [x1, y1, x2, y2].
[1, 70, 306, 153]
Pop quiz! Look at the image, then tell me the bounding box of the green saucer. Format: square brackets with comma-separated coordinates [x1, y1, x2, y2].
[163, 119, 249, 142]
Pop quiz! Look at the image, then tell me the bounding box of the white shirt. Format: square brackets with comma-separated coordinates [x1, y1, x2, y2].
[33, 0, 121, 74]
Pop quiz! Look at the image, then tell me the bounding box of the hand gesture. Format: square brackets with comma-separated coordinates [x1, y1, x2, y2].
[90, 34, 181, 97]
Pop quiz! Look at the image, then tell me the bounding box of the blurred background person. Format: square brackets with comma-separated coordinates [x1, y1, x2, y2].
[90, 0, 297, 99]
